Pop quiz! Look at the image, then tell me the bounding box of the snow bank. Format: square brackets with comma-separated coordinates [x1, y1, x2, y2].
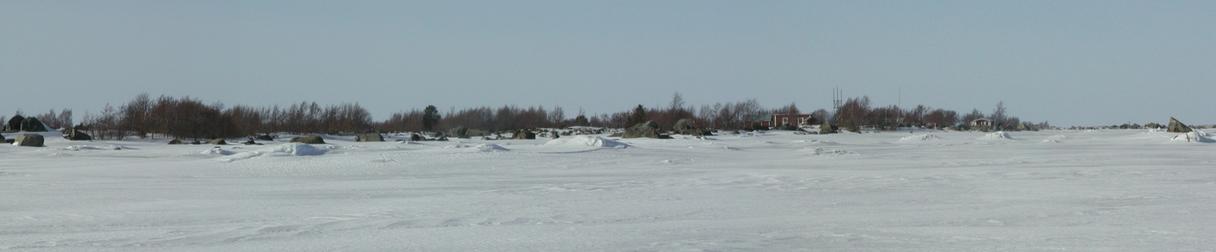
[64, 145, 128, 151]
[1171, 130, 1214, 143]
[477, 144, 509, 152]
[1041, 135, 1067, 143]
[800, 147, 856, 157]
[544, 135, 629, 149]
[270, 143, 328, 156]
[201, 147, 235, 155]
[899, 134, 942, 142]
[978, 131, 1014, 140]
[447, 143, 511, 152]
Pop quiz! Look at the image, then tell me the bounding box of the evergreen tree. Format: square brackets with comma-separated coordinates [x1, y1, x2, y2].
[627, 105, 647, 126]
[422, 105, 441, 131]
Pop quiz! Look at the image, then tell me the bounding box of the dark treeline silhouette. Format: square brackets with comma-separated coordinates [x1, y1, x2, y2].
[5, 92, 1047, 140]
[76, 94, 371, 140]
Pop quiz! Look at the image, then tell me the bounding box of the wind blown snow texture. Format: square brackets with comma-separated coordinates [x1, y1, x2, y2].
[1, 130, 1214, 251]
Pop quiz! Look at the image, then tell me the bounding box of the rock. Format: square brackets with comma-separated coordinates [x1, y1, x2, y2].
[672, 119, 694, 134]
[819, 121, 835, 134]
[255, 135, 275, 141]
[512, 129, 536, 140]
[290, 135, 326, 144]
[5, 115, 24, 132]
[672, 119, 711, 136]
[409, 133, 424, 141]
[168, 139, 183, 145]
[208, 139, 228, 145]
[13, 134, 44, 147]
[356, 133, 384, 142]
[190, 140, 202, 145]
[63, 128, 92, 141]
[1168, 117, 1193, 133]
[622, 121, 669, 139]
[19, 117, 48, 132]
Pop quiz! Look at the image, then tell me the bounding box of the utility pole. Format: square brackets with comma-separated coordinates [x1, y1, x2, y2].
[832, 86, 843, 111]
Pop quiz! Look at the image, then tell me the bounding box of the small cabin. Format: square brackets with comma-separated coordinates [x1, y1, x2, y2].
[970, 118, 992, 128]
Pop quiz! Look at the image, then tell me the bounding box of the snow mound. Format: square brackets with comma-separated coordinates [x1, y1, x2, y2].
[800, 147, 856, 157]
[544, 135, 629, 149]
[64, 145, 127, 151]
[978, 131, 1014, 140]
[475, 143, 510, 152]
[270, 143, 328, 156]
[202, 147, 235, 155]
[899, 134, 942, 142]
[1041, 135, 1067, 143]
[1171, 130, 1214, 143]
[447, 143, 511, 152]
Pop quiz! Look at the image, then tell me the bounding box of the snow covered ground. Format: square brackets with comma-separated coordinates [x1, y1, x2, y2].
[2, 130, 1214, 251]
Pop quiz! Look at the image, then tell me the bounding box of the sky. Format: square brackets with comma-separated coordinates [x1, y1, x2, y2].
[2, 0, 1213, 126]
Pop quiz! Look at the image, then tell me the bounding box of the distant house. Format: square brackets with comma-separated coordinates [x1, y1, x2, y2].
[970, 118, 992, 128]
[752, 115, 772, 129]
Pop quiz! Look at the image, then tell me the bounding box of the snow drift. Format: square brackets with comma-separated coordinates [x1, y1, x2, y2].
[978, 131, 1014, 140]
[1171, 130, 1214, 143]
[898, 134, 942, 142]
[271, 143, 329, 156]
[544, 135, 629, 149]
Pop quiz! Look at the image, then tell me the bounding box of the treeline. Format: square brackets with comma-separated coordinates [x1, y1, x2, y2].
[78, 94, 373, 140]
[831, 96, 1048, 132]
[4, 92, 1045, 140]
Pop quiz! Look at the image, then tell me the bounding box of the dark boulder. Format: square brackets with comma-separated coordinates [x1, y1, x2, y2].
[19, 117, 48, 132]
[356, 133, 384, 142]
[64, 128, 92, 141]
[622, 121, 669, 139]
[512, 129, 536, 140]
[6, 115, 24, 132]
[672, 119, 711, 136]
[290, 135, 326, 144]
[1168, 117, 1193, 133]
[255, 135, 275, 141]
[409, 133, 424, 141]
[168, 139, 184, 145]
[13, 134, 44, 147]
[208, 139, 228, 145]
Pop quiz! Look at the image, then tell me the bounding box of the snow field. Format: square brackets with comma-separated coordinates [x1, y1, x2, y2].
[0, 129, 1214, 251]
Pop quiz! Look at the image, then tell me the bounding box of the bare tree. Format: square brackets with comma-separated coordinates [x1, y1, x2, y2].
[991, 101, 1008, 130]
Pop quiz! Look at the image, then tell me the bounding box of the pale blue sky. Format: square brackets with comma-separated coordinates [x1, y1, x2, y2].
[2, 0, 1213, 126]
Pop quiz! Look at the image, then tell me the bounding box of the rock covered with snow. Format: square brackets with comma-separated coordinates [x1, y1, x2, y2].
[271, 143, 328, 156]
[12, 134, 44, 147]
[622, 121, 667, 139]
[1171, 130, 1214, 143]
